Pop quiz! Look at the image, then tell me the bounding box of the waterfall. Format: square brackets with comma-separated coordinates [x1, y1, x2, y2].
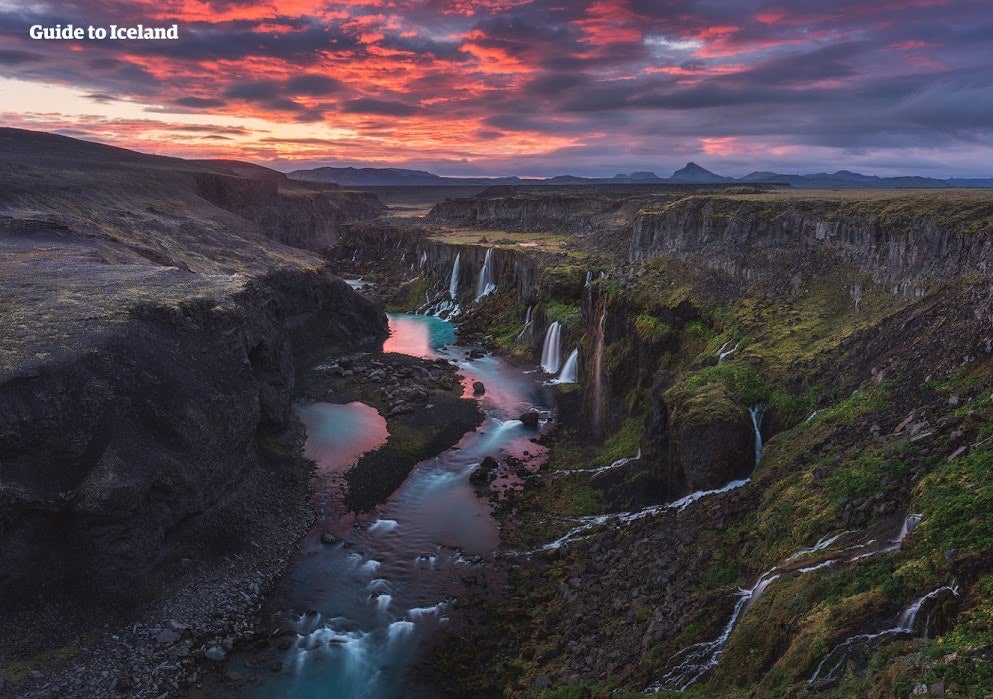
[419, 250, 427, 268]
[516, 306, 533, 343]
[786, 532, 846, 560]
[540, 322, 562, 374]
[592, 306, 607, 432]
[585, 270, 592, 286]
[475, 248, 496, 300]
[448, 252, 461, 298]
[717, 340, 740, 363]
[748, 403, 768, 466]
[894, 513, 922, 544]
[553, 348, 579, 384]
[808, 585, 959, 686]
[351, 250, 358, 262]
[849, 512, 924, 561]
[897, 584, 957, 631]
[647, 514, 935, 693]
[536, 475, 749, 552]
[581, 449, 641, 475]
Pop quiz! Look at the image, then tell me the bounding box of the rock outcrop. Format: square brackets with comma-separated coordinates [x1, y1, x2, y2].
[192, 171, 384, 250]
[0, 129, 388, 648]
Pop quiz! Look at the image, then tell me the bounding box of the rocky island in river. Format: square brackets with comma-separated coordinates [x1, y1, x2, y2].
[3, 129, 993, 699]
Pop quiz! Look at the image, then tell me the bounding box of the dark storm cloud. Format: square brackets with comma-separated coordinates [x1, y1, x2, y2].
[173, 96, 228, 109]
[341, 98, 419, 116]
[140, 20, 358, 63]
[731, 41, 870, 85]
[0, 49, 43, 65]
[224, 81, 282, 100]
[285, 74, 345, 96]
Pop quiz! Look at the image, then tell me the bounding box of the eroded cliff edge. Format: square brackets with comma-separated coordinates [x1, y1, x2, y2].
[0, 129, 388, 686]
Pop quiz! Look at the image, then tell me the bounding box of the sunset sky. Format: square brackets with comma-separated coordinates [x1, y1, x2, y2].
[1, 0, 991, 177]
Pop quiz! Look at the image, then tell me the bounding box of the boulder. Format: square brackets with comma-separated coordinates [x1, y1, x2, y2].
[473, 381, 486, 395]
[519, 411, 540, 428]
[668, 383, 755, 491]
[155, 629, 181, 644]
[204, 646, 227, 661]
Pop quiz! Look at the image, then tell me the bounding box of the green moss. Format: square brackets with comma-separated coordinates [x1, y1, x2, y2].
[538, 264, 587, 302]
[673, 363, 768, 406]
[386, 276, 430, 312]
[386, 423, 426, 458]
[600, 416, 645, 462]
[546, 418, 644, 473]
[669, 382, 745, 429]
[824, 449, 916, 504]
[544, 300, 582, 327]
[633, 313, 673, 345]
[916, 441, 993, 555]
[1, 644, 84, 684]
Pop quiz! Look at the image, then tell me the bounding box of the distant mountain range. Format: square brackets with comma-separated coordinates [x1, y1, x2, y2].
[288, 162, 993, 189]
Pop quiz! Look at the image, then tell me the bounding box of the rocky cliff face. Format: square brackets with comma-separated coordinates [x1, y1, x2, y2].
[0, 130, 389, 631]
[339, 223, 547, 305]
[0, 269, 383, 602]
[429, 193, 625, 232]
[192, 171, 385, 251]
[427, 188, 686, 257]
[631, 194, 993, 295]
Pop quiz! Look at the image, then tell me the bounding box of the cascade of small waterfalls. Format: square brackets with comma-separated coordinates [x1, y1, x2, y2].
[448, 252, 461, 298]
[584, 270, 592, 286]
[534, 475, 750, 553]
[748, 403, 768, 466]
[475, 248, 496, 300]
[553, 348, 579, 384]
[647, 513, 928, 692]
[808, 584, 959, 686]
[540, 322, 562, 374]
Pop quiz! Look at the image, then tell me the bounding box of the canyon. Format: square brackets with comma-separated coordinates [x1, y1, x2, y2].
[2, 129, 993, 699]
[334, 183, 993, 698]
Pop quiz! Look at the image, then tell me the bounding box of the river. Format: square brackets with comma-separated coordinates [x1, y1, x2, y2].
[230, 312, 553, 698]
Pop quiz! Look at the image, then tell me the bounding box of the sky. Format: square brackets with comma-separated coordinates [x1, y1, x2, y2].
[1, 0, 992, 177]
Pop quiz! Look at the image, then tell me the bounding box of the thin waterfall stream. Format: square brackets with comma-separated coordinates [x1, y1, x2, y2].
[448, 252, 461, 299]
[553, 348, 579, 384]
[540, 321, 562, 374]
[647, 513, 932, 692]
[474, 248, 496, 300]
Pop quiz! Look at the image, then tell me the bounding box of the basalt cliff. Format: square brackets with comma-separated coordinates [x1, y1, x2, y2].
[0, 129, 387, 696]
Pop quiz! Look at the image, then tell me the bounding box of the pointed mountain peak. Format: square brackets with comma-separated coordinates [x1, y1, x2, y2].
[670, 162, 728, 182]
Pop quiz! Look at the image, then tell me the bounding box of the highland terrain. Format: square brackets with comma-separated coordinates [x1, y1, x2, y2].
[2, 129, 993, 699]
